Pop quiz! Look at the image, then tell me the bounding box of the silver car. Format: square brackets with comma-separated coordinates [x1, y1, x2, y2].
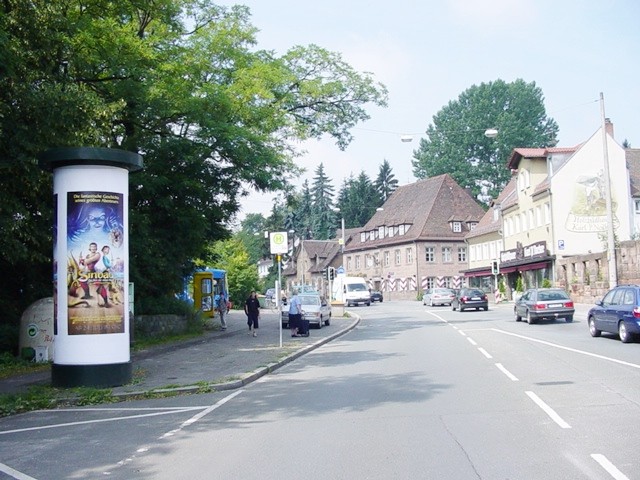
[282, 293, 331, 328]
[514, 288, 575, 324]
[422, 288, 456, 306]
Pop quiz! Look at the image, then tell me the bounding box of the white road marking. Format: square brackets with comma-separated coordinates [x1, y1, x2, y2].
[492, 329, 640, 369]
[478, 347, 493, 359]
[0, 393, 244, 436]
[591, 454, 630, 480]
[0, 408, 201, 435]
[495, 363, 519, 381]
[467, 337, 477, 346]
[458, 330, 467, 337]
[525, 391, 571, 429]
[0, 463, 38, 480]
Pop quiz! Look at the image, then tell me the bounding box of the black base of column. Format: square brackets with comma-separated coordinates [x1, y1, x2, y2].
[52, 362, 132, 388]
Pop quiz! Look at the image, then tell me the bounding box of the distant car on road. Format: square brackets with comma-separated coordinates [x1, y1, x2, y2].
[452, 288, 488, 312]
[370, 290, 383, 302]
[422, 288, 455, 306]
[588, 285, 640, 343]
[281, 292, 331, 329]
[514, 288, 574, 324]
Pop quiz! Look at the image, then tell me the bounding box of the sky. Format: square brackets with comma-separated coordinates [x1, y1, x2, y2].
[216, 0, 640, 221]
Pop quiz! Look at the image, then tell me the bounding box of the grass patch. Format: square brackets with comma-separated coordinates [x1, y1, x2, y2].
[0, 352, 50, 380]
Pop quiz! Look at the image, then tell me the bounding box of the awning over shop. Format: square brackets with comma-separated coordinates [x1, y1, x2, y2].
[518, 261, 551, 272]
[464, 269, 492, 277]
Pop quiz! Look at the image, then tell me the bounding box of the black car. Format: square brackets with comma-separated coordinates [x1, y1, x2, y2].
[370, 290, 383, 302]
[588, 284, 640, 343]
[452, 288, 488, 312]
[514, 288, 575, 324]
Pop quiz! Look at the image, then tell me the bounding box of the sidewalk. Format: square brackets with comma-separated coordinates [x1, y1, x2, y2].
[0, 309, 359, 400]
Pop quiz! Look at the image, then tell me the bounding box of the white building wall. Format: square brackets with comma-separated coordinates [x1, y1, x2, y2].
[551, 130, 631, 256]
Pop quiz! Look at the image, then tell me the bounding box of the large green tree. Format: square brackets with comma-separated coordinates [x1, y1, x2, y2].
[310, 163, 336, 240]
[0, 0, 387, 348]
[374, 159, 398, 201]
[336, 171, 381, 228]
[411, 79, 558, 202]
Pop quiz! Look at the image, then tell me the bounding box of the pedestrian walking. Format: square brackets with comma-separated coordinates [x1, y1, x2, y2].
[244, 290, 261, 337]
[288, 289, 302, 337]
[215, 291, 227, 330]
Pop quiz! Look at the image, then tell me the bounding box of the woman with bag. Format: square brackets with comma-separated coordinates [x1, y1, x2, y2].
[244, 290, 261, 337]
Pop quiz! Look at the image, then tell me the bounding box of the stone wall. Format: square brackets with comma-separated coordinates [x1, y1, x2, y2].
[555, 240, 640, 304]
[134, 314, 188, 337]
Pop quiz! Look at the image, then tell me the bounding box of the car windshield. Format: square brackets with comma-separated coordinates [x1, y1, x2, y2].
[435, 289, 452, 294]
[465, 290, 484, 296]
[347, 284, 367, 292]
[538, 290, 569, 301]
[299, 296, 321, 306]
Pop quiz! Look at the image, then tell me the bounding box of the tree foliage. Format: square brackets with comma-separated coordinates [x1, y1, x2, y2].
[208, 238, 259, 308]
[411, 79, 558, 202]
[374, 159, 398, 202]
[310, 164, 336, 240]
[0, 0, 387, 346]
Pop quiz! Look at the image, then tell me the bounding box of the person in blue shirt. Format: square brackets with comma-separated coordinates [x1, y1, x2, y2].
[288, 289, 302, 337]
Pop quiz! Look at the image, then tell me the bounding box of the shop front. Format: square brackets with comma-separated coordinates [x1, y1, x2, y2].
[499, 241, 555, 298]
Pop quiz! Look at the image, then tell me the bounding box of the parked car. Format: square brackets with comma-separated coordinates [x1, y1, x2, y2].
[370, 290, 383, 302]
[588, 285, 640, 343]
[452, 288, 488, 311]
[281, 292, 331, 329]
[422, 288, 456, 306]
[514, 288, 575, 324]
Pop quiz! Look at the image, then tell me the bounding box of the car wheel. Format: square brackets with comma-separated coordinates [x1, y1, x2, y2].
[460, 307, 465, 312]
[429, 298, 434, 307]
[483, 307, 488, 311]
[565, 315, 573, 323]
[366, 301, 371, 306]
[589, 317, 601, 337]
[514, 308, 522, 322]
[526, 311, 535, 324]
[619, 321, 633, 343]
[318, 316, 323, 329]
[380, 298, 383, 303]
[325, 315, 331, 326]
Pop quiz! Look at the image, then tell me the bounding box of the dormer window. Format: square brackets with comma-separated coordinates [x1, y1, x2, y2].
[360, 232, 366, 242]
[452, 221, 462, 233]
[469, 222, 477, 230]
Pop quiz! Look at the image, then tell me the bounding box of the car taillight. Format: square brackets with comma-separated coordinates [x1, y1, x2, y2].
[564, 301, 574, 308]
[534, 302, 547, 310]
[461, 297, 468, 303]
[633, 307, 640, 318]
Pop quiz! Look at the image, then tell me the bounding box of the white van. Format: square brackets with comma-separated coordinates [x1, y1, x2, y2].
[333, 276, 371, 307]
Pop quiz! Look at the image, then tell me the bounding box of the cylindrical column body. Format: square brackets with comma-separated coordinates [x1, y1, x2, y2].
[40, 148, 143, 388]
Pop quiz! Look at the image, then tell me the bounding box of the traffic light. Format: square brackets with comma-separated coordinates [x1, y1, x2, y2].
[328, 266, 335, 280]
[491, 260, 499, 275]
[323, 268, 328, 279]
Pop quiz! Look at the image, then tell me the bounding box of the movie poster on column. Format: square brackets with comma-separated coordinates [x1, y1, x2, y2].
[67, 191, 125, 335]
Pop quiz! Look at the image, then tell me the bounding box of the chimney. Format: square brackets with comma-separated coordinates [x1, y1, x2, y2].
[605, 118, 614, 139]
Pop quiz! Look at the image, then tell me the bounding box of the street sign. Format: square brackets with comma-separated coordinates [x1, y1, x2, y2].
[270, 231, 289, 255]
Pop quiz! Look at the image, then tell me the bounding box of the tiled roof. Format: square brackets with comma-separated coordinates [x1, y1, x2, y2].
[627, 149, 640, 197]
[507, 146, 579, 170]
[347, 174, 485, 251]
[466, 176, 517, 239]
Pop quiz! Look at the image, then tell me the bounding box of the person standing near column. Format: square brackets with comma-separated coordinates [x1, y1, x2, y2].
[244, 290, 261, 337]
[288, 289, 302, 337]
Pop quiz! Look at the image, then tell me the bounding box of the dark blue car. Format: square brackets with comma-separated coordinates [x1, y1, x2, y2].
[588, 285, 640, 343]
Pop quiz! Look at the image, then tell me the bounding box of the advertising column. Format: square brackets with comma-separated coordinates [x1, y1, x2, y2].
[39, 147, 143, 388]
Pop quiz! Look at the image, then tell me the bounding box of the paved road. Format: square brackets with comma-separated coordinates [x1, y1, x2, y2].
[2, 301, 639, 480]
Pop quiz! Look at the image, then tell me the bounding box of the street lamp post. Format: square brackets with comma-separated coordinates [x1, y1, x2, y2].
[600, 92, 617, 288]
